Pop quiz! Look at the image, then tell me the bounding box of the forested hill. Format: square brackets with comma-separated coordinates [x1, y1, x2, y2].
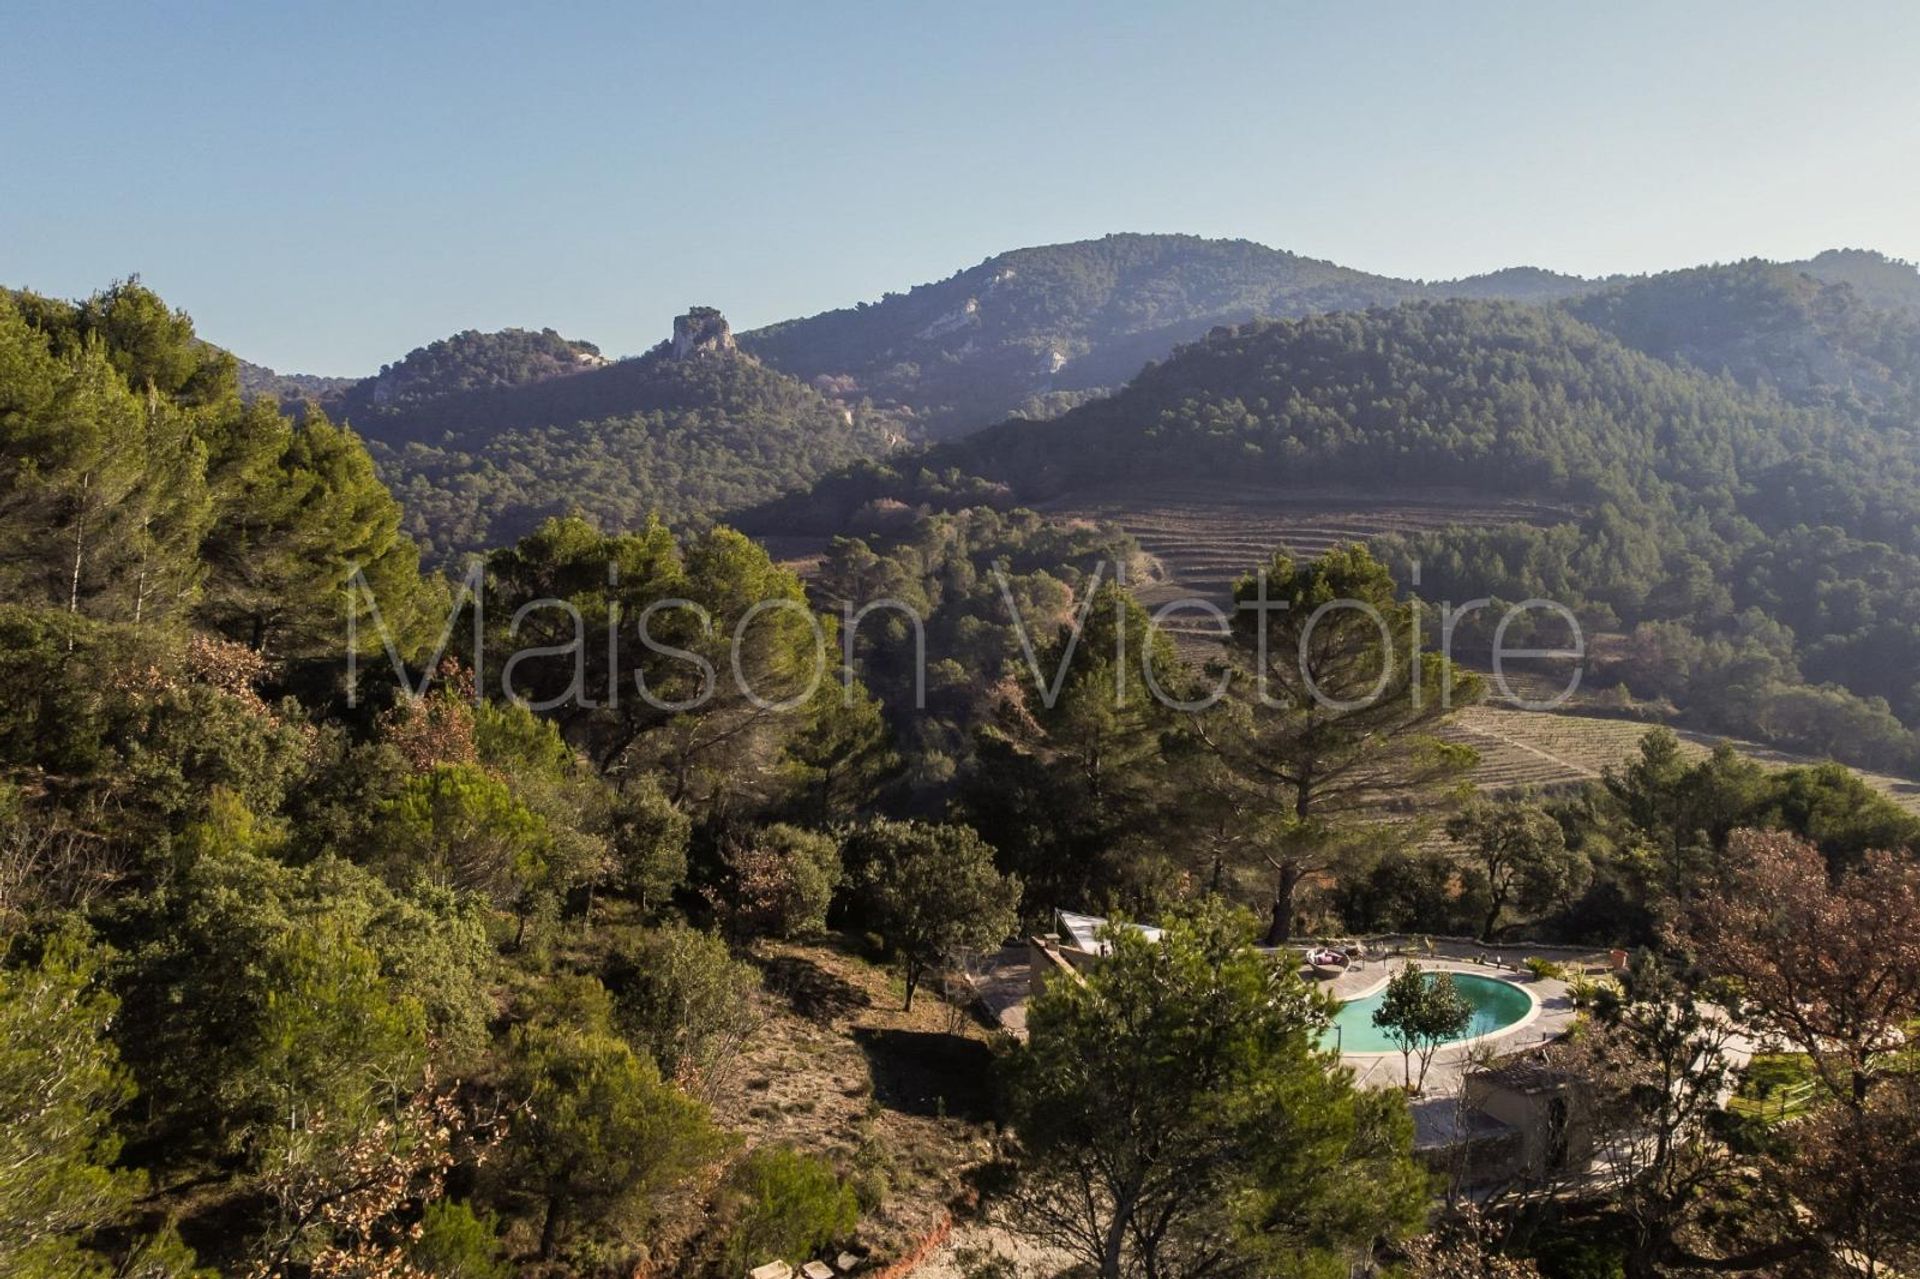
[233, 357, 355, 407]
[1569, 258, 1920, 426]
[737, 233, 1434, 436]
[329, 325, 608, 418]
[1798, 247, 1920, 314]
[236, 327, 603, 415]
[1431, 265, 1611, 303]
[354, 309, 899, 563]
[764, 258, 1920, 523]
[747, 291, 1920, 771]
[735, 235, 1920, 441]
[767, 298, 1842, 515]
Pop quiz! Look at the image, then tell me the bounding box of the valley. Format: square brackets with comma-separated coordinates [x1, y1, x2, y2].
[13, 8, 1920, 1275]
[10, 241, 1920, 1279]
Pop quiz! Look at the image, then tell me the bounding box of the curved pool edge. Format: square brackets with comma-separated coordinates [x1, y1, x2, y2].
[1323, 965, 1545, 1059]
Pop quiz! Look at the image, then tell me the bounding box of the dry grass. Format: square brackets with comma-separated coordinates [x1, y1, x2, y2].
[705, 936, 1002, 1254]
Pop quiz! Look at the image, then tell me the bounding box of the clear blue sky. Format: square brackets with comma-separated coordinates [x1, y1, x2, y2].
[5, 1, 1917, 375]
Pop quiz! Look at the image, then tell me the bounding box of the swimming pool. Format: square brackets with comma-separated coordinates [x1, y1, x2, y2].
[1322, 971, 1535, 1054]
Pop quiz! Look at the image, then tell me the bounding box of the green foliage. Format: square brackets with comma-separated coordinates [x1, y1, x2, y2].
[1371, 964, 1475, 1092]
[1551, 728, 1920, 945]
[967, 581, 1191, 916]
[815, 503, 1141, 803]
[196, 408, 429, 660]
[609, 774, 692, 910]
[1209, 544, 1481, 943]
[60, 279, 236, 404]
[473, 696, 574, 775]
[251, 914, 429, 1141]
[710, 823, 842, 940]
[479, 514, 856, 819]
[338, 326, 602, 414]
[607, 922, 761, 1092]
[357, 336, 895, 562]
[408, 1200, 511, 1279]
[1331, 848, 1480, 936]
[779, 677, 897, 824]
[0, 930, 140, 1278]
[374, 762, 552, 909]
[109, 800, 443, 1159]
[718, 1145, 860, 1271]
[505, 1004, 729, 1260]
[843, 819, 1019, 1009]
[1446, 797, 1587, 940]
[0, 282, 431, 663]
[0, 620, 307, 836]
[0, 291, 211, 627]
[1002, 902, 1427, 1279]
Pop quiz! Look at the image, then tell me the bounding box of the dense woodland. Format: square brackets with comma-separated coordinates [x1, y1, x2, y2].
[6, 256, 1920, 1279]
[759, 272, 1920, 774]
[358, 331, 897, 563]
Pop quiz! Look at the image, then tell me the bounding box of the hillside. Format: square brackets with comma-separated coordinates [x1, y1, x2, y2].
[1433, 265, 1611, 303]
[1797, 246, 1920, 314]
[748, 291, 1920, 773]
[329, 324, 608, 418]
[1450, 703, 1920, 811]
[357, 309, 900, 561]
[881, 299, 1835, 505]
[1568, 259, 1920, 425]
[234, 356, 356, 407]
[232, 326, 606, 414]
[738, 233, 1433, 436]
[740, 236, 1920, 441]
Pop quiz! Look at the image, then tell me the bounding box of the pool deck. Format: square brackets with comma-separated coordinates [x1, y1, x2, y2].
[1310, 957, 1579, 1142]
[979, 943, 1586, 1147]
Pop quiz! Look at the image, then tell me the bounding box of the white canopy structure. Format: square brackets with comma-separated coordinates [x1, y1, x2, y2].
[1055, 909, 1163, 956]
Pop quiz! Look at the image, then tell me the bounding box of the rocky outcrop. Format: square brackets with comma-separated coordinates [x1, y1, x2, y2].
[671, 306, 737, 359]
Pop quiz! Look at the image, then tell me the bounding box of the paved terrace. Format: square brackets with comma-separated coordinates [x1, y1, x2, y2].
[1309, 954, 1583, 1146]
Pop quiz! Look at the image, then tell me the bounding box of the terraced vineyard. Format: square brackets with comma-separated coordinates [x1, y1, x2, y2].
[1449, 704, 1920, 812]
[1037, 481, 1571, 661]
[1041, 481, 1571, 603]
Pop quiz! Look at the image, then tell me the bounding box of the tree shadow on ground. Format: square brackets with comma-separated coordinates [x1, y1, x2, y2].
[757, 953, 873, 1024]
[853, 1028, 997, 1122]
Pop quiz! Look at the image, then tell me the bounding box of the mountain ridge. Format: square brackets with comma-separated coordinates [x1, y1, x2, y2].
[226, 236, 1920, 442]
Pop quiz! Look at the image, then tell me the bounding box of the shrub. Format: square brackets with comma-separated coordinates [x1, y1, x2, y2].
[409, 1200, 511, 1279]
[1531, 1230, 1627, 1279]
[719, 1145, 860, 1271]
[608, 923, 761, 1094]
[711, 824, 842, 939]
[1523, 957, 1567, 981]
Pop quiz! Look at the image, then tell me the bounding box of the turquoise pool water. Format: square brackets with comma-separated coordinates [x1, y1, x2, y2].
[1323, 972, 1534, 1053]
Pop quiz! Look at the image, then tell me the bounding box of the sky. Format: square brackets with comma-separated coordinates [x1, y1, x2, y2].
[5, 1, 1919, 375]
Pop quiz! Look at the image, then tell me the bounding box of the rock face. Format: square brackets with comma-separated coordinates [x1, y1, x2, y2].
[671, 306, 737, 360]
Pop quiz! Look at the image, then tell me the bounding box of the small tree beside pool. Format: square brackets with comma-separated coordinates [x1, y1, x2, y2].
[1373, 964, 1474, 1093]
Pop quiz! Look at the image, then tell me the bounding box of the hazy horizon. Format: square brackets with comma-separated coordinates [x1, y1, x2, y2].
[6, 0, 1918, 374]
